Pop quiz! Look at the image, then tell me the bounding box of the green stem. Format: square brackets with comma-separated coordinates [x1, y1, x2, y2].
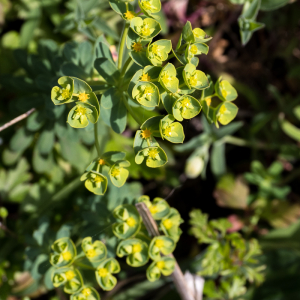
[94, 123, 102, 157]
[168, 53, 175, 60]
[74, 262, 96, 270]
[93, 89, 108, 95]
[122, 94, 142, 126]
[118, 22, 130, 70]
[120, 56, 133, 80]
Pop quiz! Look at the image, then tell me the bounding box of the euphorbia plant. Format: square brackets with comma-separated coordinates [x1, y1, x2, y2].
[50, 0, 239, 197]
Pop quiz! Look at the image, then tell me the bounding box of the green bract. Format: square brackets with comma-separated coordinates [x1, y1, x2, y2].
[146, 257, 176, 282]
[135, 146, 168, 168]
[172, 95, 202, 121]
[132, 81, 160, 107]
[149, 236, 176, 260]
[139, 0, 161, 17]
[137, 195, 170, 219]
[160, 208, 183, 242]
[185, 43, 209, 62]
[159, 114, 185, 143]
[51, 267, 83, 294]
[216, 102, 239, 125]
[67, 102, 98, 128]
[112, 204, 141, 239]
[80, 171, 108, 195]
[50, 237, 77, 268]
[128, 66, 162, 98]
[130, 17, 161, 39]
[117, 238, 149, 267]
[81, 237, 107, 262]
[70, 286, 100, 300]
[192, 27, 212, 43]
[215, 78, 238, 102]
[95, 258, 121, 291]
[147, 40, 172, 66]
[183, 63, 209, 90]
[51, 76, 74, 105]
[159, 63, 179, 94]
[109, 160, 130, 187]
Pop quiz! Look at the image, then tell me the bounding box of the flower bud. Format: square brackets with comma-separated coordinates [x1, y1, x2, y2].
[185, 156, 204, 179]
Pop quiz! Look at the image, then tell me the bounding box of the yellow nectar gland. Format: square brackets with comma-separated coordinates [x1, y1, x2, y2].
[155, 239, 165, 248]
[189, 74, 198, 87]
[164, 126, 172, 137]
[124, 11, 135, 20]
[220, 82, 230, 98]
[140, 73, 151, 81]
[65, 270, 76, 281]
[219, 104, 227, 115]
[148, 148, 159, 159]
[151, 44, 164, 59]
[126, 217, 136, 227]
[163, 219, 173, 229]
[111, 167, 121, 178]
[61, 88, 71, 99]
[156, 261, 165, 270]
[62, 251, 72, 261]
[75, 106, 87, 117]
[181, 98, 192, 109]
[140, 22, 151, 36]
[94, 175, 104, 183]
[141, 129, 151, 139]
[98, 159, 106, 165]
[78, 92, 89, 102]
[81, 288, 92, 296]
[149, 205, 159, 214]
[132, 244, 142, 253]
[206, 98, 211, 106]
[98, 268, 109, 277]
[141, 0, 157, 11]
[132, 42, 143, 52]
[161, 73, 171, 86]
[86, 249, 97, 258]
[190, 45, 198, 55]
[143, 86, 154, 96]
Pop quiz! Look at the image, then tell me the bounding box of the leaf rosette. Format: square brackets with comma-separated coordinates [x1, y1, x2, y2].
[159, 114, 185, 143]
[50, 237, 77, 268]
[172, 95, 202, 121]
[112, 204, 141, 239]
[183, 63, 209, 90]
[135, 146, 168, 168]
[81, 237, 107, 262]
[116, 238, 149, 267]
[70, 286, 100, 300]
[149, 236, 176, 260]
[95, 258, 121, 291]
[51, 267, 83, 294]
[147, 39, 172, 66]
[146, 257, 176, 282]
[160, 208, 183, 242]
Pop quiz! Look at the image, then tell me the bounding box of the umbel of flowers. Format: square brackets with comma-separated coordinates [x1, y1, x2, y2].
[50, 0, 239, 198]
[48, 195, 183, 298]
